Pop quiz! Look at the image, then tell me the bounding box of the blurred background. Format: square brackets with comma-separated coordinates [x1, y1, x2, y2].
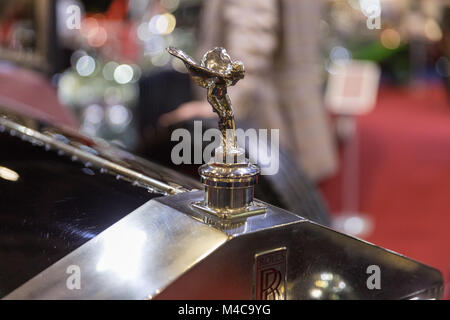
[0, 0, 449, 298]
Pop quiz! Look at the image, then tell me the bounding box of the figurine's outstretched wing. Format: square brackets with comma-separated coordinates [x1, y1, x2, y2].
[167, 47, 225, 80]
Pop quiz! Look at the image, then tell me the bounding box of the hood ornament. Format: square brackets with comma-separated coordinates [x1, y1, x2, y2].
[167, 46, 243, 156]
[168, 47, 266, 221]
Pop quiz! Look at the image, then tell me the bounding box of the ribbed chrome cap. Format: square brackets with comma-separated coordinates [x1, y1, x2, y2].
[193, 159, 266, 221]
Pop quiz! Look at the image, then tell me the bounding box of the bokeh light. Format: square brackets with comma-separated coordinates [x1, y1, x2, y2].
[76, 55, 96, 77]
[424, 19, 442, 42]
[330, 46, 352, 65]
[149, 13, 176, 35]
[107, 104, 132, 129]
[114, 64, 134, 84]
[161, 0, 180, 12]
[380, 28, 401, 50]
[84, 104, 104, 125]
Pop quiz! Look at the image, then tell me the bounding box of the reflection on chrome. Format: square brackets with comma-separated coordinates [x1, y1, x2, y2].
[0, 166, 19, 181]
[96, 227, 147, 280]
[308, 272, 354, 300]
[410, 297, 436, 300]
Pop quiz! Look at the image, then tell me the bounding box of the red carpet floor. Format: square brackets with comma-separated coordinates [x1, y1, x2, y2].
[320, 82, 450, 298]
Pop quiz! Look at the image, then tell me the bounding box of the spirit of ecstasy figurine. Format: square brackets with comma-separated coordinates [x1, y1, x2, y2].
[167, 47, 245, 160]
[167, 46, 264, 220]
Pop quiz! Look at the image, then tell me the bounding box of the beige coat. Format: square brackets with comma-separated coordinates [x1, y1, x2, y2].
[196, 0, 337, 181]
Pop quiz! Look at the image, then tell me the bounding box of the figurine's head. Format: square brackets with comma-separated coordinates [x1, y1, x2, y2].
[201, 47, 245, 85]
[167, 46, 245, 87]
[201, 47, 230, 73]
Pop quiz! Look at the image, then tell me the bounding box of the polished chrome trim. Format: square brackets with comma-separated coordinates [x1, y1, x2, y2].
[0, 116, 185, 195]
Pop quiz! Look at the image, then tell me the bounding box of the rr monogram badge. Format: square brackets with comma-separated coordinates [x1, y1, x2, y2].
[254, 248, 287, 300]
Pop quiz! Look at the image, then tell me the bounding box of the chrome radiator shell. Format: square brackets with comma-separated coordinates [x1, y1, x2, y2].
[5, 191, 443, 300]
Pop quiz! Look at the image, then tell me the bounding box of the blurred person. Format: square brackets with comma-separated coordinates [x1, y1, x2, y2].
[159, 0, 337, 182]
